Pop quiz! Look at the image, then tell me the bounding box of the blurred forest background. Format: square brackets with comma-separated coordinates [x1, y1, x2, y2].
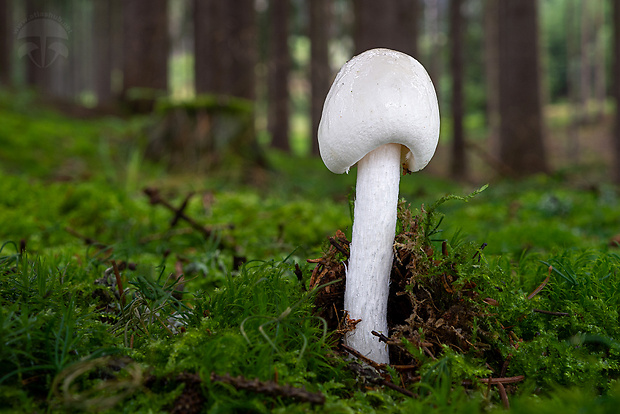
[1, 0, 620, 184]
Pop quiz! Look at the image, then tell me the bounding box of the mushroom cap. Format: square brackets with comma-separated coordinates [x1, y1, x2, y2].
[318, 48, 440, 174]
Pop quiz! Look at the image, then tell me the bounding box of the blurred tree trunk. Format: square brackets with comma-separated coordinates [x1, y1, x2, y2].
[613, 0, 620, 183]
[54, 0, 73, 99]
[24, 0, 50, 92]
[392, 0, 419, 57]
[497, 0, 548, 176]
[354, 0, 391, 53]
[566, 0, 580, 162]
[73, 1, 93, 101]
[194, 0, 222, 94]
[194, 0, 256, 99]
[450, 0, 466, 179]
[580, 0, 591, 123]
[122, 0, 168, 111]
[0, 0, 10, 87]
[310, 0, 331, 155]
[227, 0, 256, 100]
[593, 0, 606, 120]
[268, 0, 290, 151]
[426, 0, 443, 101]
[94, 0, 113, 105]
[354, 0, 418, 56]
[484, 0, 500, 153]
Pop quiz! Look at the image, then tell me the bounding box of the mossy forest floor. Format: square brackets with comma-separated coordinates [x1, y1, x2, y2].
[1, 91, 620, 413]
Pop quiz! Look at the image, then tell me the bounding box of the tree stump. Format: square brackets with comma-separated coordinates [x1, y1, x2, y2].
[145, 94, 267, 176]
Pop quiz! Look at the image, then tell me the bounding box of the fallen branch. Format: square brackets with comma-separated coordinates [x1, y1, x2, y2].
[210, 373, 325, 405]
[478, 375, 524, 385]
[463, 375, 525, 409]
[143, 187, 235, 251]
[143, 187, 214, 239]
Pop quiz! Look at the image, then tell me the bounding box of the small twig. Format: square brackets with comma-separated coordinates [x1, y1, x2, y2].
[294, 263, 305, 289]
[341, 343, 385, 371]
[346, 362, 415, 398]
[170, 192, 194, 227]
[466, 140, 517, 177]
[527, 266, 551, 300]
[497, 382, 510, 409]
[111, 260, 126, 307]
[371, 330, 390, 343]
[233, 255, 247, 271]
[381, 378, 415, 397]
[138, 227, 194, 244]
[171, 260, 185, 300]
[422, 345, 437, 360]
[483, 297, 499, 306]
[329, 236, 349, 258]
[65, 226, 106, 248]
[390, 365, 419, 372]
[478, 375, 524, 385]
[464, 374, 523, 408]
[471, 243, 487, 262]
[532, 309, 570, 316]
[500, 355, 512, 378]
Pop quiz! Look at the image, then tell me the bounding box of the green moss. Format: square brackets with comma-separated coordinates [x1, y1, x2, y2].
[2, 92, 620, 411]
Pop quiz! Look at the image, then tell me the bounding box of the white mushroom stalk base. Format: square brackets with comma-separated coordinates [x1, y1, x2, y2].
[344, 143, 401, 364]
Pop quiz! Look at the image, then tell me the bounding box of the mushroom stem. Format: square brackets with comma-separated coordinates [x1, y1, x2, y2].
[344, 142, 401, 364]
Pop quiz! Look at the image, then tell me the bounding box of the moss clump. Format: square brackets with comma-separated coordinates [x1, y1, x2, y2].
[311, 189, 498, 370]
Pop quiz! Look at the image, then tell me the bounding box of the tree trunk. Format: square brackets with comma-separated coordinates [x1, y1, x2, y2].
[24, 0, 51, 93]
[122, 0, 168, 111]
[450, 0, 466, 179]
[226, 0, 256, 100]
[0, 0, 10, 87]
[354, 0, 392, 54]
[426, 0, 442, 101]
[55, 0, 74, 99]
[484, 0, 500, 154]
[613, 0, 620, 183]
[94, 0, 113, 105]
[44, 0, 72, 100]
[73, 1, 93, 101]
[354, 0, 418, 56]
[593, 0, 606, 120]
[194, 0, 256, 99]
[268, 0, 290, 151]
[497, 0, 548, 176]
[566, 0, 580, 162]
[310, 0, 331, 155]
[392, 0, 419, 57]
[194, 0, 224, 94]
[580, 0, 591, 123]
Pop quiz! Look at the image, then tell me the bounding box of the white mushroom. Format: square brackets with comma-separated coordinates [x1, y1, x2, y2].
[318, 48, 440, 364]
